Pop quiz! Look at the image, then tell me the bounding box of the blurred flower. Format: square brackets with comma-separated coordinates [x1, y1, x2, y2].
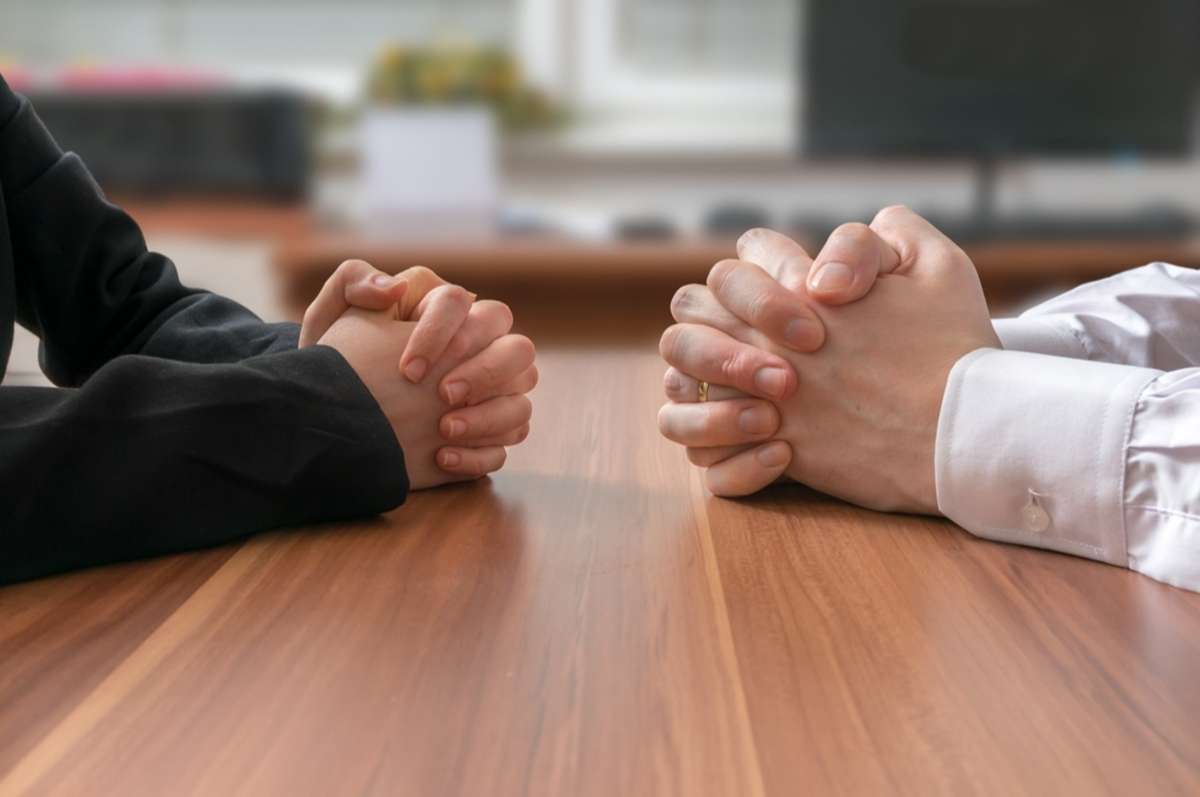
[365, 42, 564, 133]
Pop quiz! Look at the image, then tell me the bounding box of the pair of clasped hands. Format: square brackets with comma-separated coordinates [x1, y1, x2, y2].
[297, 260, 537, 490]
[299, 206, 1001, 517]
[657, 205, 1001, 514]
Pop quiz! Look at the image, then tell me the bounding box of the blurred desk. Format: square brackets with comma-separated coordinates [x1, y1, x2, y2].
[116, 197, 313, 241]
[273, 233, 1200, 329]
[4, 346, 1200, 795]
[274, 235, 739, 340]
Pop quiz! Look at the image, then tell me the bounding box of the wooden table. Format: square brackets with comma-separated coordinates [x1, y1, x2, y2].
[3, 346, 1200, 795]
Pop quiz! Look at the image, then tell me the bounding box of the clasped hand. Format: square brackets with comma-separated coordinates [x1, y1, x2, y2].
[658, 206, 999, 514]
[299, 259, 537, 490]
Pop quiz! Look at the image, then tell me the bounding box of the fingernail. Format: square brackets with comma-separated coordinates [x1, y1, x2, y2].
[371, 274, 396, 287]
[441, 450, 461, 468]
[738, 406, 775, 435]
[756, 442, 790, 468]
[753, 366, 789, 398]
[403, 358, 428, 383]
[784, 317, 818, 347]
[443, 380, 468, 405]
[665, 371, 682, 394]
[445, 418, 467, 439]
[809, 262, 854, 293]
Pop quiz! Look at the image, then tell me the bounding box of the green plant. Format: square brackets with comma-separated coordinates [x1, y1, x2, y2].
[365, 43, 565, 132]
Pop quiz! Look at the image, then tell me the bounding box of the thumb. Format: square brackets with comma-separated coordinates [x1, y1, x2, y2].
[867, 205, 967, 280]
[299, 259, 407, 347]
[805, 222, 901, 305]
[344, 271, 409, 311]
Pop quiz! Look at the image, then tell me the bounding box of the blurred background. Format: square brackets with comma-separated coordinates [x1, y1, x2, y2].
[2, 0, 1199, 381]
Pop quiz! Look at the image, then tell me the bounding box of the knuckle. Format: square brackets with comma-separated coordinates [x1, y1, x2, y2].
[524, 365, 540, 391]
[700, 404, 729, 438]
[776, 252, 813, 290]
[477, 360, 503, 389]
[745, 289, 783, 326]
[476, 406, 502, 434]
[720, 349, 755, 387]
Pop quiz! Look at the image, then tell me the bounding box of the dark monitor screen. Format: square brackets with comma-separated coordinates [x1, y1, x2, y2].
[802, 0, 1199, 157]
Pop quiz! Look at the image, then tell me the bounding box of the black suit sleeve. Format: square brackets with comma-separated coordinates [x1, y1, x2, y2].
[0, 77, 409, 585]
[0, 77, 298, 381]
[0, 347, 408, 585]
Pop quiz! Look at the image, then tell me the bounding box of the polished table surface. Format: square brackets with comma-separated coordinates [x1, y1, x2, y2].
[3, 346, 1200, 796]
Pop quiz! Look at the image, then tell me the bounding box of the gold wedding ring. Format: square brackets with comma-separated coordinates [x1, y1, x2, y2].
[698, 380, 710, 403]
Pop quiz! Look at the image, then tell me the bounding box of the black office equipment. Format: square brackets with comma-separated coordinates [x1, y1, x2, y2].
[704, 204, 773, 237]
[25, 89, 313, 200]
[615, 214, 679, 240]
[801, 0, 1199, 237]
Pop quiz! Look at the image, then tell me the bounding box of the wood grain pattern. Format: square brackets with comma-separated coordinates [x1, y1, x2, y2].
[0, 550, 234, 777]
[2, 345, 1200, 796]
[705, 490, 1200, 794]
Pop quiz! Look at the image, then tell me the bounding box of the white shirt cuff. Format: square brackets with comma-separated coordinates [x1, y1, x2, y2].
[993, 317, 1087, 359]
[935, 349, 1158, 566]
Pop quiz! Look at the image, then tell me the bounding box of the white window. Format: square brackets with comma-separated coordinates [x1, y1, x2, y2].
[516, 0, 796, 153]
[583, 0, 794, 111]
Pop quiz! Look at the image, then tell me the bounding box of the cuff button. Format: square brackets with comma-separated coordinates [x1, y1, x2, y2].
[1021, 491, 1051, 533]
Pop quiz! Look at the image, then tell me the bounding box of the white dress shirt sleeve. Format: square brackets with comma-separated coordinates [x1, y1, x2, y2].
[991, 261, 1200, 368]
[937, 262, 1200, 591]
